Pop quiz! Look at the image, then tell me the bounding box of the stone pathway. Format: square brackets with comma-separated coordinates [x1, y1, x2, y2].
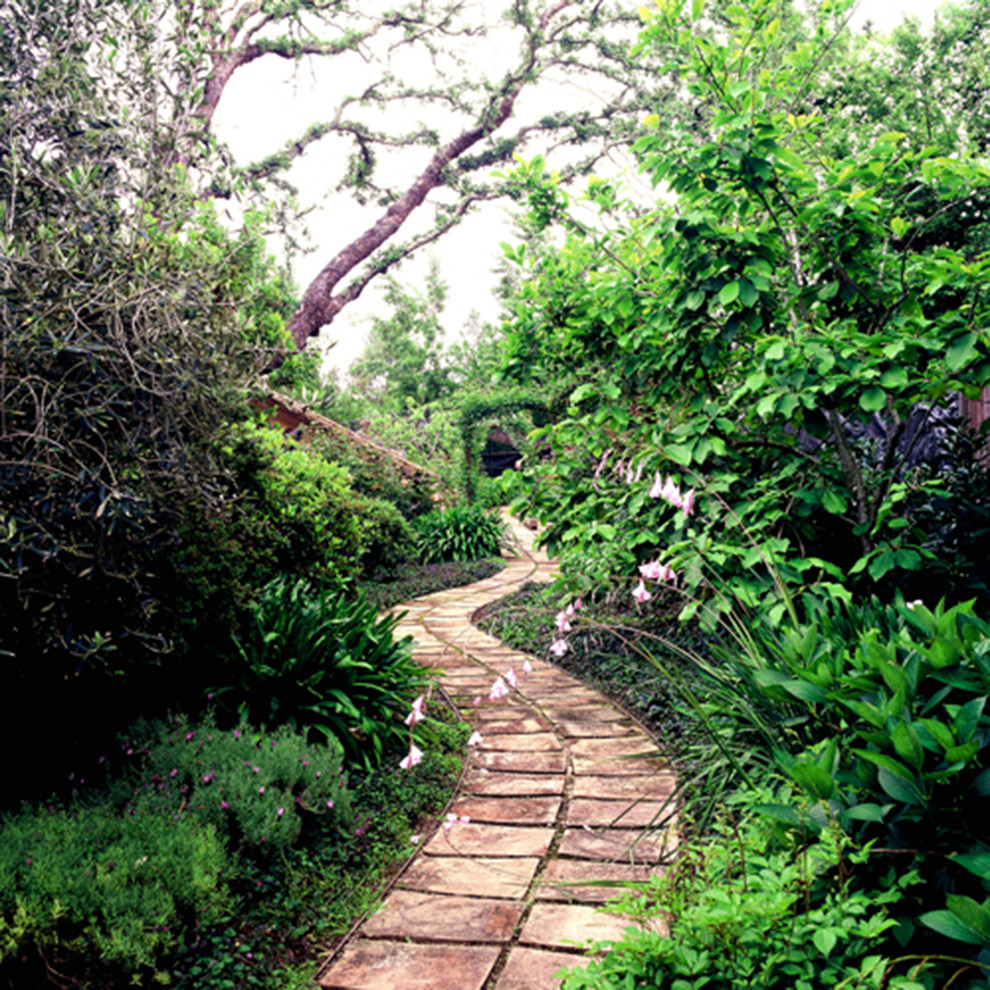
[316, 519, 676, 990]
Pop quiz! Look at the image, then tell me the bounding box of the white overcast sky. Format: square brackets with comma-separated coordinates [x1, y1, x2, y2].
[211, 0, 944, 377]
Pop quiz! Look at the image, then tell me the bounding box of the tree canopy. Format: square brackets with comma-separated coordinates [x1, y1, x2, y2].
[499, 0, 990, 614]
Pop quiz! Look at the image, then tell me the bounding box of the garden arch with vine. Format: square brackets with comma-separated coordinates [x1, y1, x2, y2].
[458, 390, 549, 502]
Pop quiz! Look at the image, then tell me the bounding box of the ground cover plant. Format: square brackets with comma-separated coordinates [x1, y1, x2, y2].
[364, 557, 506, 612]
[0, 706, 468, 988]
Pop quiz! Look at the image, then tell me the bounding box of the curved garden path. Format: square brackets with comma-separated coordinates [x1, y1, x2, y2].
[316, 518, 676, 990]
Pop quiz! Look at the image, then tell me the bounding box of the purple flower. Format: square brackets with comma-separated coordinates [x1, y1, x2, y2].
[185, 731, 195, 742]
[259, 786, 265, 795]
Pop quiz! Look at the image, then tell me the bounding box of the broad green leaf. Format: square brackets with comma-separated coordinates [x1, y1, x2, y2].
[947, 332, 978, 371]
[859, 385, 886, 412]
[954, 697, 986, 742]
[685, 289, 706, 310]
[880, 366, 908, 389]
[843, 803, 888, 823]
[868, 549, 896, 581]
[877, 766, 925, 805]
[719, 280, 740, 304]
[822, 490, 847, 514]
[665, 442, 694, 466]
[790, 762, 836, 800]
[953, 853, 990, 880]
[692, 0, 704, 19]
[920, 908, 990, 946]
[813, 929, 837, 957]
[891, 721, 924, 769]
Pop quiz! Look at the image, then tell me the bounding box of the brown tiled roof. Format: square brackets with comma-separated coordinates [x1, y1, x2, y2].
[253, 391, 440, 481]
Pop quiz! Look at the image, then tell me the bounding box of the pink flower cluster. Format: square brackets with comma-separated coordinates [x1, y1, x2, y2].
[549, 599, 582, 657]
[649, 472, 695, 516]
[400, 657, 540, 771]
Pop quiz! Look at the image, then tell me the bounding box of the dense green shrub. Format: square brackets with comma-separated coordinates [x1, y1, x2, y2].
[355, 496, 418, 580]
[0, 714, 351, 982]
[307, 431, 439, 520]
[413, 503, 510, 563]
[119, 716, 351, 853]
[219, 577, 425, 768]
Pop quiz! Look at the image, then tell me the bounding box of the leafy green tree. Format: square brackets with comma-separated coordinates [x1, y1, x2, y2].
[349, 259, 454, 408]
[500, 0, 990, 614]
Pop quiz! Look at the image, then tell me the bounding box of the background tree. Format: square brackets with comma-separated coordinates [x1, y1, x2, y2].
[349, 259, 454, 407]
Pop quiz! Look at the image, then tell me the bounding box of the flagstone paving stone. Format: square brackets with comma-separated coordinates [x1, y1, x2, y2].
[518, 903, 635, 950]
[316, 516, 675, 990]
[535, 860, 656, 903]
[449, 795, 562, 825]
[494, 948, 588, 990]
[572, 774, 677, 800]
[318, 940, 500, 989]
[399, 855, 542, 899]
[476, 732, 563, 752]
[474, 750, 568, 774]
[557, 827, 673, 864]
[361, 891, 524, 943]
[461, 771, 567, 797]
[567, 798, 674, 828]
[423, 823, 554, 858]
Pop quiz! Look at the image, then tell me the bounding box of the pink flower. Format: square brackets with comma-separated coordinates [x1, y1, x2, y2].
[259, 786, 265, 794]
[549, 638, 569, 657]
[681, 488, 696, 517]
[326, 799, 334, 809]
[649, 471, 664, 498]
[555, 610, 572, 633]
[444, 813, 471, 834]
[506, 668, 518, 688]
[522, 659, 533, 674]
[410, 834, 421, 844]
[399, 744, 424, 770]
[473, 695, 482, 707]
[277, 807, 284, 817]
[565, 602, 576, 620]
[640, 560, 678, 583]
[405, 695, 426, 726]
[489, 676, 509, 701]
[574, 598, 583, 611]
[632, 580, 652, 604]
[468, 731, 483, 746]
